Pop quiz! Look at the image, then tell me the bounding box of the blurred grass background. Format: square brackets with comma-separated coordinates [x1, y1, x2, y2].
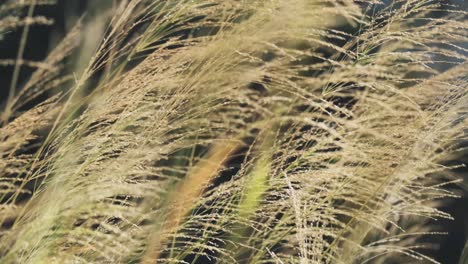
[0, 0, 466, 263]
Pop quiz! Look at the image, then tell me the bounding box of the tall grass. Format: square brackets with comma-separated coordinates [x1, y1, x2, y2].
[0, 0, 467, 263]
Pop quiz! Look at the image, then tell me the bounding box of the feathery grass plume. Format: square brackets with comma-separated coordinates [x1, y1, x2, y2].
[0, 0, 467, 263]
[0, 0, 81, 244]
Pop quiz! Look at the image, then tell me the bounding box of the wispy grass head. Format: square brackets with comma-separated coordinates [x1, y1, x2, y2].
[0, 0, 467, 263]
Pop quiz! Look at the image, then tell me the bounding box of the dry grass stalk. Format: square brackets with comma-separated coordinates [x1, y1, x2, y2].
[0, 0, 466, 263]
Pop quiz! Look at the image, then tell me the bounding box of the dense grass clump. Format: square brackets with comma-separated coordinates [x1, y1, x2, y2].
[0, 0, 467, 263]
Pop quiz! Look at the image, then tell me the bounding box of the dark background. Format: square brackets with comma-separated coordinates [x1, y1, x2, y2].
[0, 0, 88, 105]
